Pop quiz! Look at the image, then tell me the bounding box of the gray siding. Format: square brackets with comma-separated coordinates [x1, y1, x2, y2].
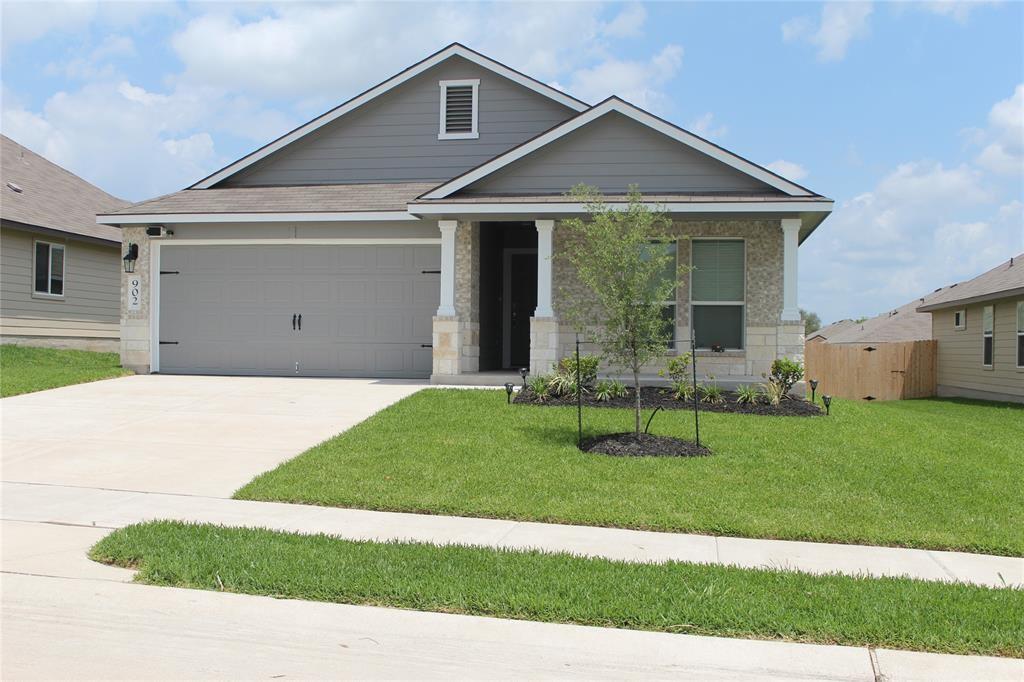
[222, 56, 575, 187]
[463, 112, 780, 196]
[0, 224, 120, 337]
[932, 300, 1024, 401]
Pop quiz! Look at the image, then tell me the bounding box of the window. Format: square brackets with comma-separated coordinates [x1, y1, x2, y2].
[982, 305, 994, 368]
[33, 241, 65, 296]
[438, 79, 479, 140]
[641, 242, 677, 347]
[691, 239, 744, 350]
[1016, 301, 1023, 369]
[954, 310, 965, 330]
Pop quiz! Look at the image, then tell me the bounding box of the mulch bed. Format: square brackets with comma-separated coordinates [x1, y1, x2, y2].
[514, 385, 822, 417]
[579, 432, 712, 457]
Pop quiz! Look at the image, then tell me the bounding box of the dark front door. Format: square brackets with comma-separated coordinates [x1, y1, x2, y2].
[506, 252, 537, 368]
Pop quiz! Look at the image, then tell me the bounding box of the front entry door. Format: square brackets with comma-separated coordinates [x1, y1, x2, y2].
[504, 250, 537, 369]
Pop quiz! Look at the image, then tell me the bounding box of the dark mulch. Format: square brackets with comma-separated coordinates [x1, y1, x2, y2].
[579, 432, 712, 457]
[514, 385, 822, 417]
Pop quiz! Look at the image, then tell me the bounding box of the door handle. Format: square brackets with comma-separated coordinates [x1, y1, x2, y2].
[292, 314, 296, 331]
[297, 314, 302, 331]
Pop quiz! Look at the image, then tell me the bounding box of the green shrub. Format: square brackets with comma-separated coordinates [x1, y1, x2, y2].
[556, 354, 599, 388]
[671, 380, 695, 402]
[768, 357, 804, 397]
[699, 379, 725, 405]
[526, 374, 552, 401]
[658, 353, 693, 384]
[760, 381, 784, 406]
[594, 379, 627, 402]
[549, 372, 586, 398]
[735, 384, 760, 404]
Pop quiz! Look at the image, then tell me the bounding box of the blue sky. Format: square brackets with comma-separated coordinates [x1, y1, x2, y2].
[2, 1, 1021, 323]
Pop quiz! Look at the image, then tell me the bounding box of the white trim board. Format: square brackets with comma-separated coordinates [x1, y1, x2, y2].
[98, 211, 419, 225]
[191, 44, 587, 190]
[408, 201, 834, 215]
[422, 98, 817, 200]
[155, 238, 441, 246]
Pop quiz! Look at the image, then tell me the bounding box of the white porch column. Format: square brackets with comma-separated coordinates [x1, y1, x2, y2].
[437, 219, 457, 317]
[781, 218, 801, 322]
[535, 219, 554, 318]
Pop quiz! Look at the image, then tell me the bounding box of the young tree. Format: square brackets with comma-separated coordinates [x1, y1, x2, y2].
[800, 308, 822, 335]
[558, 185, 688, 434]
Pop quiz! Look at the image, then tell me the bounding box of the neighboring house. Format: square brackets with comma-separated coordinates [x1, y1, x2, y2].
[1, 136, 128, 352]
[917, 255, 1024, 404]
[97, 44, 833, 381]
[807, 318, 858, 343]
[808, 291, 947, 344]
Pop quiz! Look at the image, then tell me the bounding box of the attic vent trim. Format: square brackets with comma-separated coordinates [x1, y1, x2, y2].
[6, 182, 23, 193]
[439, 79, 479, 140]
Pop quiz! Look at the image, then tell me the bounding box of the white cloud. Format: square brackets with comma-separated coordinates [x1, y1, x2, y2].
[783, 2, 873, 62]
[973, 84, 1023, 175]
[1, 1, 177, 49]
[917, 0, 1000, 23]
[766, 160, 808, 181]
[601, 3, 646, 38]
[688, 112, 728, 141]
[566, 45, 683, 112]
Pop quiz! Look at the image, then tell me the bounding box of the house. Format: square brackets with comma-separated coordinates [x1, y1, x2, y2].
[1, 135, 128, 351]
[807, 319, 858, 343]
[917, 255, 1024, 404]
[96, 44, 833, 382]
[807, 290, 947, 345]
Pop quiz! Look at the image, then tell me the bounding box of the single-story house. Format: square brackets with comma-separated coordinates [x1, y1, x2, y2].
[1, 135, 128, 351]
[97, 43, 833, 382]
[807, 319, 859, 343]
[808, 289, 948, 345]
[917, 255, 1023, 404]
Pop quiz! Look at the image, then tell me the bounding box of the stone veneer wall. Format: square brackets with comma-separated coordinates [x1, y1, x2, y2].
[551, 218, 803, 378]
[119, 225, 152, 373]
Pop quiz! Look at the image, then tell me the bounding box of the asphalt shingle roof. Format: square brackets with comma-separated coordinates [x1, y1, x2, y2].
[1, 135, 127, 243]
[917, 255, 1024, 311]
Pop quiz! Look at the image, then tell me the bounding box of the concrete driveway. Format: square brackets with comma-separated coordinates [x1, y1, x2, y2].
[1, 374, 425, 496]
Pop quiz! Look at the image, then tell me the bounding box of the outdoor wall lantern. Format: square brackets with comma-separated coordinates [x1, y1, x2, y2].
[809, 379, 819, 403]
[519, 367, 529, 387]
[821, 394, 832, 416]
[123, 243, 139, 273]
[504, 382, 515, 404]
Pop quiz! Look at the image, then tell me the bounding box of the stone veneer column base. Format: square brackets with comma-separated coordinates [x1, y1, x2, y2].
[776, 322, 806, 364]
[432, 316, 462, 376]
[529, 317, 560, 376]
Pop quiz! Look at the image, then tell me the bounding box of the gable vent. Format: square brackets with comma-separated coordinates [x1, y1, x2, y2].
[439, 79, 479, 140]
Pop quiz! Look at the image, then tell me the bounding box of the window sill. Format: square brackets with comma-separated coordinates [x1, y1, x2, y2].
[694, 350, 745, 358]
[31, 292, 65, 301]
[438, 132, 479, 140]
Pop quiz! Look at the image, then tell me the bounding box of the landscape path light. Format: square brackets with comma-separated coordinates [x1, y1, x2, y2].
[519, 367, 529, 387]
[504, 382, 515, 404]
[822, 394, 832, 416]
[809, 379, 819, 403]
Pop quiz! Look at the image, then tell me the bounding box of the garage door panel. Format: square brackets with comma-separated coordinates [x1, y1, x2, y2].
[159, 244, 438, 378]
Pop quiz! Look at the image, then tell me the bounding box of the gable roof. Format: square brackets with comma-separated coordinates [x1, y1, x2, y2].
[191, 43, 589, 190]
[421, 97, 820, 200]
[821, 294, 943, 344]
[807, 319, 858, 342]
[917, 255, 1024, 312]
[1, 135, 127, 243]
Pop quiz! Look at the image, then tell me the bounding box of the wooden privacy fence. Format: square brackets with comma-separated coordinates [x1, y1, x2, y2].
[805, 340, 937, 401]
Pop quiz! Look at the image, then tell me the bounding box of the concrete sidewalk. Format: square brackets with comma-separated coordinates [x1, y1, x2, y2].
[5, 481, 1021, 589]
[3, 521, 1021, 682]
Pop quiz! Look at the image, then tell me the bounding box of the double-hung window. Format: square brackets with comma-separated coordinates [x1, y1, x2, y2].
[953, 310, 965, 330]
[1016, 301, 1023, 369]
[34, 241, 65, 297]
[691, 239, 745, 349]
[982, 305, 994, 368]
[641, 242, 677, 347]
[438, 79, 479, 140]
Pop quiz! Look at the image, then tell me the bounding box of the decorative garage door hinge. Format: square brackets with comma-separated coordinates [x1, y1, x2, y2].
[159, 270, 180, 275]
[421, 344, 433, 348]
[159, 341, 179, 345]
[421, 269, 441, 274]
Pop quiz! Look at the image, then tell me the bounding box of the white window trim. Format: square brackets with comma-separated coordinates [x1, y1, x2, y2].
[32, 239, 66, 299]
[642, 241, 678, 350]
[954, 309, 965, 330]
[1016, 301, 1023, 370]
[982, 304, 994, 369]
[689, 237, 746, 351]
[438, 79, 479, 140]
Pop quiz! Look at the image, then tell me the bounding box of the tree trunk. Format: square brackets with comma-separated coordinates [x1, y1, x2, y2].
[632, 365, 641, 434]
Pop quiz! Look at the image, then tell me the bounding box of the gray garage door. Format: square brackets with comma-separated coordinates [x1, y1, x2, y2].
[158, 244, 439, 378]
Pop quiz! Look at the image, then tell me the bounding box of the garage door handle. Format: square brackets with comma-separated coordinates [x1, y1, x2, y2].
[297, 314, 302, 331]
[292, 314, 296, 331]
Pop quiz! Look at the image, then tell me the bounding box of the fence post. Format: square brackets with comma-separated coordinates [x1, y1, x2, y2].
[576, 333, 582, 447]
[690, 328, 700, 447]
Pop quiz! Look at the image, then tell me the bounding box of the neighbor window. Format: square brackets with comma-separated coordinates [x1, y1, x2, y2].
[691, 239, 744, 350]
[1016, 301, 1023, 368]
[438, 79, 479, 140]
[641, 241, 677, 348]
[34, 241, 65, 296]
[953, 310, 965, 330]
[982, 305, 994, 368]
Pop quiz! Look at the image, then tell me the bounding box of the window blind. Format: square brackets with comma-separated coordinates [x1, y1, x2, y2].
[691, 240, 744, 302]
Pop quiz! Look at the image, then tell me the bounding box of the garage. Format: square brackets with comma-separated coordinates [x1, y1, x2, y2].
[156, 244, 439, 378]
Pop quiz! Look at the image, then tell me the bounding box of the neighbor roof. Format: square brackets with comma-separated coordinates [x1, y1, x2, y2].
[917, 255, 1024, 312]
[807, 319, 858, 342]
[2, 135, 127, 243]
[98, 183, 436, 222]
[821, 291, 948, 344]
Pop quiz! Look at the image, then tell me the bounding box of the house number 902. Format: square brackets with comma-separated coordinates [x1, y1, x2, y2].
[128, 277, 142, 311]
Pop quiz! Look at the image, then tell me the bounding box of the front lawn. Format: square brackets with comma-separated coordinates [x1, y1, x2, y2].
[91, 521, 1024, 657]
[0, 345, 131, 397]
[236, 389, 1024, 556]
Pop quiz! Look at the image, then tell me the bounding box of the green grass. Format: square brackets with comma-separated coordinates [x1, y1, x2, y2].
[0, 345, 131, 397]
[90, 521, 1024, 657]
[236, 389, 1024, 556]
